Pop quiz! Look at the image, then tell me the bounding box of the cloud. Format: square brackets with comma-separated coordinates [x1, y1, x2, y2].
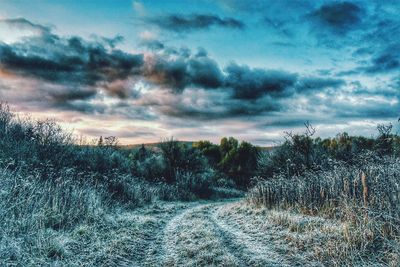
[339, 44, 400, 75]
[308, 2, 363, 35]
[1, 16, 398, 143]
[132, 1, 146, 16]
[0, 29, 144, 102]
[219, 0, 313, 15]
[135, 87, 280, 121]
[224, 63, 297, 99]
[145, 13, 244, 32]
[0, 17, 51, 35]
[296, 77, 345, 92]
[223, 64, 344, 100]
[0, 18, 350, 125]
[138, 31, 163, 50]
[363, 47, 400, 73]
[264, 18, 293, 37]
[49, 87, 97, 102]
[142, 48, 223, 92]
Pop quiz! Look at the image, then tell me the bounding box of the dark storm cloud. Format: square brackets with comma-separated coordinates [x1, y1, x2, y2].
[308, 2, 363, 34]
[363, 48, 400, 74]
[223, 65, 344, 100]
[57, 101, 107, 114]
[145, 14, 244, 32]
[339, 44, 400, 76]
[224, 63, 297, 100]
[296, 77, 345, 92]
[49, 88, 97, 102]
[3, 17, 389, 126]
[142, 48, 224, 92]
[0, 31, 144, 101]
[141, 90, 281, 121]
[56, 99, 157, 121]
[142, 45, 344, 103]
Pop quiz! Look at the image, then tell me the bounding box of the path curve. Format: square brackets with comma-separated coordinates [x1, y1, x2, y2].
[139, 200, 292, 267]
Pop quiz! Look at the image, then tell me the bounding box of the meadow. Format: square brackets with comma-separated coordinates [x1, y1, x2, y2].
[0, 103, 399, 266]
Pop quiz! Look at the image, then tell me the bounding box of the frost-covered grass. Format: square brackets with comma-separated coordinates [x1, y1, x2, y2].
[0, 170, 192, 267]
[163, 204, 239, 267]
[0, 103, 246, 266]
[0, 169, 139, 265]
[217, 201, 399, 266]
[248, 157, 400, 266]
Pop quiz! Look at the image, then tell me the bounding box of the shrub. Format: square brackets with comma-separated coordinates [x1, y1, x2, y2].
[158, 138, 210, 184]
[131, 152, 167, 182]
[175, 170, 214, 200]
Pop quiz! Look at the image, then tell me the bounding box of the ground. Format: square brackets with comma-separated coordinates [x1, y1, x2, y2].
[27, 199, 384, 266]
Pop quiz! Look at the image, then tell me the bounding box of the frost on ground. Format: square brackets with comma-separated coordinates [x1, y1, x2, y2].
[159, 202, 290, 267]
[2, 199, 385, 266]
[133, 200, 328, 267]
[136, 200, 385, 267]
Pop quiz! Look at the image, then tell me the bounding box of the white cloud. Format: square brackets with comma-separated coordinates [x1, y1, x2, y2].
[132, 1, 146, 16]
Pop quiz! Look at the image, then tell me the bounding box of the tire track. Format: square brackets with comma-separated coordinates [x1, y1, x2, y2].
[160, 202, 240, 266]
[143, 201, 291, 267]
[141, 203, 200, 267]
[209, 205, 290, 267]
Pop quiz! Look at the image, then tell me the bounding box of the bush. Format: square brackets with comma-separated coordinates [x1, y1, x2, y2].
[256, 123, 400, 180]
[159, 138, 210, 183]
[131, 152, 167, 182]
[175, 170, 214, 200]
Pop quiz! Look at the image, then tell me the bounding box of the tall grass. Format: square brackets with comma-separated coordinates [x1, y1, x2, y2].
[249, 154, 400, 265]
[0, 166, 102, 264]
[0, 103, 185, 265]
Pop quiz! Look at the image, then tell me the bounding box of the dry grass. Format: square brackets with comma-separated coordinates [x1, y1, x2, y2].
[0, 166, 181, 266]
[216, 201, 398, 266]
[248, 157, 400, 266]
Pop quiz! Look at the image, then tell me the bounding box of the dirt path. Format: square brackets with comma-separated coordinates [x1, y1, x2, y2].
[138, 200, 294, 267]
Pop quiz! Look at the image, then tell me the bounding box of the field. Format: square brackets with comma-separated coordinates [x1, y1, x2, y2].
[1, 104, 399, 266]
[4, 197, 396, 266]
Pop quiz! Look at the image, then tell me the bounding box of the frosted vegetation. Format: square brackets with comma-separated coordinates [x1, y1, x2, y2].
[0, 102, 399, 266]
[249, 123, 400, 266]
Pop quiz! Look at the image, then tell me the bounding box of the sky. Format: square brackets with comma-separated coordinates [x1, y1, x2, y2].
[0, 0, 399, 145]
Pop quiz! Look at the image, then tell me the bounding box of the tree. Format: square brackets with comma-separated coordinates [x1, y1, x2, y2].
[220, 137, 238, 157]
[159, 138, 209, 184]
[104, 136, 118, 147]
[375, 123, 393, 155]
[218, 139, 259, 188]
[193, 140, 221, 167]
[97, 136, 104, 147]
[138, 144, 148, 161]
[159, 138, 181, 183]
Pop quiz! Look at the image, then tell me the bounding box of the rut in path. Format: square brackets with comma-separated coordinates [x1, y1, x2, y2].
[208, 205, 291, 267]
[141, 203, 200, 267]
[143, 201, 293, 267]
